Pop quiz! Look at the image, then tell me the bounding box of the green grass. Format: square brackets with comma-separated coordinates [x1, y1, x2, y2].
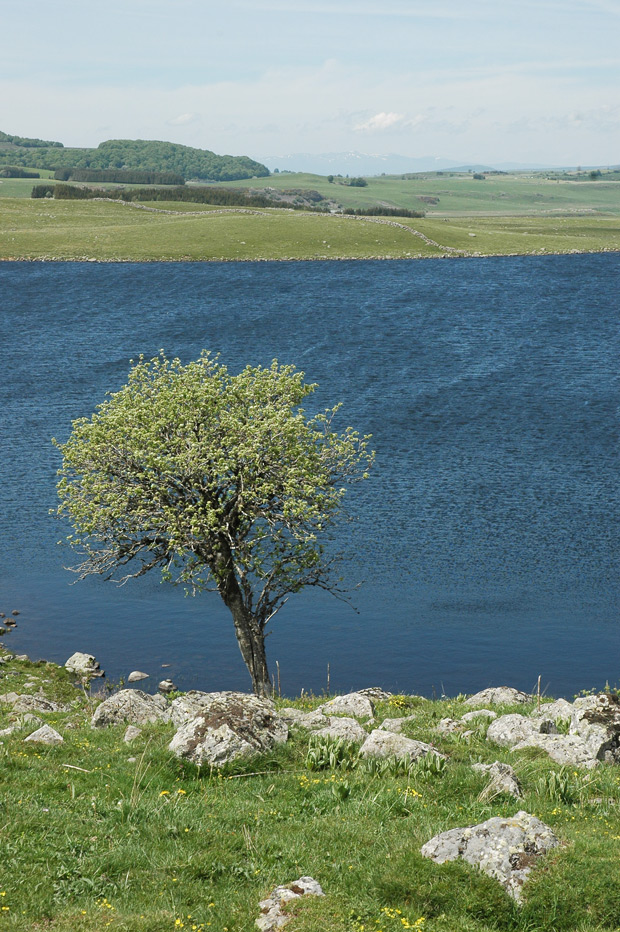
[1, 197, 620, 263]
[1, 650, 620, 931]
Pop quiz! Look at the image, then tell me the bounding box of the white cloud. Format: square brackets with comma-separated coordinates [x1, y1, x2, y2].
[354, 112, 405, 132]
[167, 113, 199, 126]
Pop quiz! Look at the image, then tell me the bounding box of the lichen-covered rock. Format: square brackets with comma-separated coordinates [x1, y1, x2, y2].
[435, 717, 464, 735]
[169, 693, 288, 767]
[465, 687, 531, 708]
[461, 709, 497, 723]
[278, 707, 328, 730]
[486, 714, 539, 747]
[472, 761, 522, 799]
[512, 729, 612, 768]
[169, 690, 278, 728]
[314, 716, 367, 743]
[123, 725, 142, 743]
[360, 729, 443, 762]
[24, 724, 63, 746]
[0, 692, 64, 714]
[421, 810, 559, 900]
[377, 715, 417, 734]
[65, 652, 104, 678]
[127, 671, 149, 683]
[318, 692, 374, 719]
[91, 689, 171, 728]
[256, 876, 324, 931]
[357, 687, 393, 702]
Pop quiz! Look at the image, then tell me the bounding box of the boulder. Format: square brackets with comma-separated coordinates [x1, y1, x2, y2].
[169, 693, 288, 767]
[421, 810, 559, 900]
[170, 690, 276, 728]
[318, 692, 374, 719]
[435, 717, 464, 735]
[360, 729, 444, 762]
[278, 707, 329, 730]
[530, 698, 574, 722]
[314, 716, 367, 743]
[158, 679, 176, 694]
[123, 725, 142, 743]
[472, 762, 522, 799]
[357, 687, 393, 701]
[377, 715, 417, 734]
[486, 714, 539, 747]
[91, 689, 171, 728]
[461, 709, 497, 723]
[465, 687, 531, 708]
[256, 876, 324, 931]
[127, 671, 149, 683]
[24, 724, 63, 746]
[512, 729, 612, 768]
[0, 692, 64, 714]
[65, 652, 104, 678]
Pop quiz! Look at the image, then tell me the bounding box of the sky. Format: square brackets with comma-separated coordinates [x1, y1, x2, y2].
[2, 0, 620, 167]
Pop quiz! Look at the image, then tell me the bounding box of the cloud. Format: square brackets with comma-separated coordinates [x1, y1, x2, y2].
[167, 112, 199, 126]
[354, 111, 405, 132]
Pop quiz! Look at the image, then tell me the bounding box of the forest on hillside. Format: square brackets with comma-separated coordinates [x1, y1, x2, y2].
[0, 133, 269, 181]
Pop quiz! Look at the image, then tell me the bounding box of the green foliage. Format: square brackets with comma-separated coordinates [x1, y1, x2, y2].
[0, 129, 63, 147]
[54, 168, 185, 185]
[0, 165, 39, 178]
[54, 353, 372, 691]
[343, 205, 425, 218]
[348, 177, 368, 187]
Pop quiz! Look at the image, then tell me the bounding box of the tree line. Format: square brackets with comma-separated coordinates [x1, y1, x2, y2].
[53, 168, 185, 185]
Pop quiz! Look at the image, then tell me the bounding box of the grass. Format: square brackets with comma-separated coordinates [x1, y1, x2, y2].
[1, 197, 620, 263]
[1, 649, 620, 931]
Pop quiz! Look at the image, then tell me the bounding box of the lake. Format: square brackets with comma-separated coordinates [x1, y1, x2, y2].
[1, 255, 618, 698]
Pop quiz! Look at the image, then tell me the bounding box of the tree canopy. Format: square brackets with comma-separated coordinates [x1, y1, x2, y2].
[54, 353, 373, 695]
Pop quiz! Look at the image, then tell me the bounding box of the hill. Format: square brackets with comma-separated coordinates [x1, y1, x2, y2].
[0, 132, 269, 182]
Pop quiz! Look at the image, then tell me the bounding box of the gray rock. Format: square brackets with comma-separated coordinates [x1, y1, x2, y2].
[256, 876, 325, 931]
[377, 715, 417, 734]
[465, 687, 531, 708]
[91, 689, 171, 728]
[158, 679, 176, 694]
[486, 714, 539, 747]
[357, 687, 393, 701]
[435, 717, 464, 735]
[462, 709, 497, 723]
[512, 730, 611, 768]
[169, 693, 288, 767]
[530, 698, 574, 722]
[318, 692, 374, 719]
[360, 729, 444, 762]
[473, 762, 522, 799]
[421, 810, 559, 900]
[278, 707, 328, 730]
[123, 725, 142, 743]
[127, 671, 149, 683]
[65, 651, 104, 678]
[0, 692, 64, 714]
[24, 724, 64, 746]
[314, 716, 367, 743]
[170, 690, 276, 728]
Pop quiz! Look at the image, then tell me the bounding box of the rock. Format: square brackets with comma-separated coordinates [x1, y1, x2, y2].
[360, 729, 444, 762]
[530, 699, 574, 722]
[318, 692, 374, 719]
[465, 687, 531, 707]
[24, 724, 63, 746]
[512, 730, 611, 768]
[462, 709, 497, 723]
[278, 707, 328, 730]
[377, 715, 417, 734]
[0, 628, 6, 636]
[473, 762, 522, 799]
[421, 810, 559, 900]
[128, 671, 149, 683]
[91, 689, 171, 728]
[11, 610, 20, 616]
[0, 725, 16, 737]
[65, 652, 104, 678]
[314, 716, 367, 743]
[486, 714, 539, 747]
[170, 690, 276, 728]
[123, 725, 142, 743]
[169, 693, 288, 767]
[357, 687, 393, 701]
[256, 876, 325, 931]
[0, 692, 64, 714]
[435, 717, 464, 735]
[158, 679, 176, 694]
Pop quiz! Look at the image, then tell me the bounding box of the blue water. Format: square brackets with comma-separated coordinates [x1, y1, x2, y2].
[1, 255, 618, 698]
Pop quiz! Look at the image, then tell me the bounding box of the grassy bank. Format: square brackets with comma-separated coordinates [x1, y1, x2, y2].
[2, 197, 620, 262]
[1, 648, 619, 932]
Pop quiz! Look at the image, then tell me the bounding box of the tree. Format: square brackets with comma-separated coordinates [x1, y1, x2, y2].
[54, 352, 373, 696]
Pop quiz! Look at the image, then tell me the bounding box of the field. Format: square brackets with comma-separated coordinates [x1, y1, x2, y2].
[1, 650, 620, 932]
[2, 197, 620, 262]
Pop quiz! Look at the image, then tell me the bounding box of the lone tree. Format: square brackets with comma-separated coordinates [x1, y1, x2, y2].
[54, 352, 373, 696]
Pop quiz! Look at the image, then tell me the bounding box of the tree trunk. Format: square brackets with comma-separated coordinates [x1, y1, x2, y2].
[219, 574, 271, 697]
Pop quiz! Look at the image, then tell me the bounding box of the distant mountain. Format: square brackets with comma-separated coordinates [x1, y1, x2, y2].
[0, 132, 269, 182]
[260, 151, 578, 176]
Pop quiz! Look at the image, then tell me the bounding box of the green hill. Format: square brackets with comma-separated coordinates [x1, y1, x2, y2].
[0, 132, 269, 182]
